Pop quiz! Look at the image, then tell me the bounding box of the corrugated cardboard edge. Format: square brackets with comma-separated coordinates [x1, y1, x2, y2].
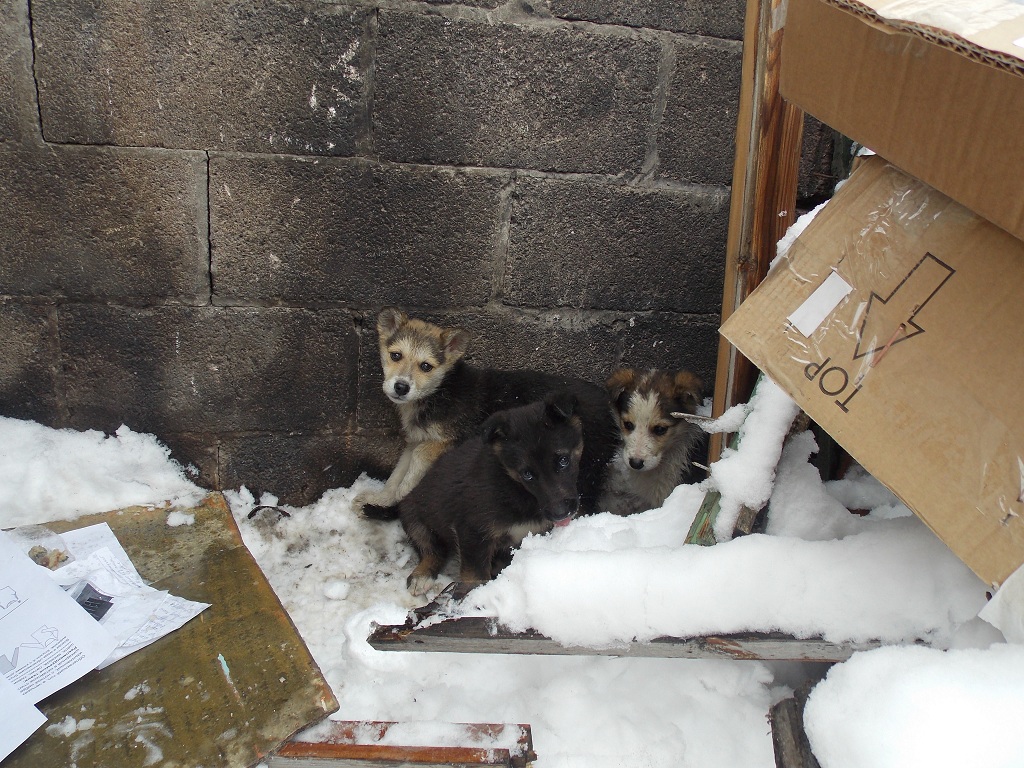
[828, 0, 1024, 74]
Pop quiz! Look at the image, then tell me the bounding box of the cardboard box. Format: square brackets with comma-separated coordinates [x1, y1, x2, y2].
[780, 0, 1024, 242]
[720, 156, 1024, 588]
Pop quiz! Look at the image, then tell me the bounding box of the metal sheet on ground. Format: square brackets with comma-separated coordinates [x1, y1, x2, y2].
[5, 492, 338, 768]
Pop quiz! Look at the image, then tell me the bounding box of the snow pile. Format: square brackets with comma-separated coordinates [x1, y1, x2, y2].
[462, 485, 987, 647]
[0, 407, 1012, 768]
[0, 417, 205, 525]
[703, 377, 801, 540]
[805, 644, 1024, 768]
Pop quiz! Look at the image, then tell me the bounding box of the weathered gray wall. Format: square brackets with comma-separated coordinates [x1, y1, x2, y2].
[1, 0, 748, 504]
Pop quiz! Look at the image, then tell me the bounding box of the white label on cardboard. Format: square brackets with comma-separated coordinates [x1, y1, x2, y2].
[1014, 35, 1024, 50]
[787, 270, 854, 336]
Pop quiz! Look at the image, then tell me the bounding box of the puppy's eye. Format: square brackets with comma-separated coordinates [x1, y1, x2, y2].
[652, 425, 668, 436]
[419, 361, 434, 372]
[623, 421, 635, 432]
[390, 351, 402, 362]
[557, 454, 570, 469]
[521, 469, 534, 482]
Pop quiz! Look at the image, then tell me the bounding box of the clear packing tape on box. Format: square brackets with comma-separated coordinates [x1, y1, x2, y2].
[720, 156, 1024, 596]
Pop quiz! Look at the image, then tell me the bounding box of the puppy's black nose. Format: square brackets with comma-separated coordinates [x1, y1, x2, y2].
[629, 457, 645, 470]
[561, 497, 579, 516]
[393, 380, 410, 397]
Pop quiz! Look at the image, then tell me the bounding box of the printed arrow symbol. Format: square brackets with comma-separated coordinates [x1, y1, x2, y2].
[853, 252, 955, 360]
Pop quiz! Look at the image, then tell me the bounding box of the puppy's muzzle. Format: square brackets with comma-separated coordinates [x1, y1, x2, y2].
[628, 457, 646, 470]
[384, 378, 412, 402]
[551, 497, 579, 528]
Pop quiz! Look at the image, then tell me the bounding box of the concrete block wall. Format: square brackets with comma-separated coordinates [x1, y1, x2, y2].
[1, 0, 748, 505]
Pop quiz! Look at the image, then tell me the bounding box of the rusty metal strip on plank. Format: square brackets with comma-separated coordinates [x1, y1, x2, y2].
[268, 720, 536, 768]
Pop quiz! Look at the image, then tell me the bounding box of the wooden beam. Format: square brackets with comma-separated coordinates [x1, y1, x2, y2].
[368, 614, 879, 663]
[770, 684, 822, 768]
[267, 721, 537, 768]
[711, 0, 805, 462]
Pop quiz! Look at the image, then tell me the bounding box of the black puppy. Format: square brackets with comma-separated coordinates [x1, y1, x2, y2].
[398, 391, 585, 596]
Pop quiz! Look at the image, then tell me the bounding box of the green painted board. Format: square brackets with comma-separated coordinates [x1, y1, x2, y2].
[5, 493, 338, 768]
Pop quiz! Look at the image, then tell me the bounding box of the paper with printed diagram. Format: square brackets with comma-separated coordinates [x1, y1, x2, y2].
[0, 532, 118, 704]
[28, 522, 210, 668]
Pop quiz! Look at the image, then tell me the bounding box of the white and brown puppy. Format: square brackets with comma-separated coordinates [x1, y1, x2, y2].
[598, 368, 704, 516]
[355, 308, 619, 520]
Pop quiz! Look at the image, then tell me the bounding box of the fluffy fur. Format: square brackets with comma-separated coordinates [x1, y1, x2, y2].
[355, 308, 618, 519]
[598, 368, 704, 516]
[398, 392, 585, 595]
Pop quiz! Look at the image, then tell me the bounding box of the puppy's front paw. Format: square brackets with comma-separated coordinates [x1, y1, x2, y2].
[352, 491, 381, 511]
[407, 573, 436, 597]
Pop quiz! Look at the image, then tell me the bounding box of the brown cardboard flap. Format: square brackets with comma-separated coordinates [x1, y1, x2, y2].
[781, 0, 1024, 242]
[721, 157, 1024, 588]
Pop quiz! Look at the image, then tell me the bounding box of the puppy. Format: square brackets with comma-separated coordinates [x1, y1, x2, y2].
[598, 368, 704, 516]
[356, 308, 618, 518]
[398, 391, 585, 595]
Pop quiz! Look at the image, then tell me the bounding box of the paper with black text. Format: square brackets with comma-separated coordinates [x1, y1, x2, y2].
[0, 532, 117, 704]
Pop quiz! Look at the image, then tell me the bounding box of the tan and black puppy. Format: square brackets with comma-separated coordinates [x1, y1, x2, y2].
[598, 368, 704, 516]
[355, 308, 618, 520]
[399, 391, 585, 595]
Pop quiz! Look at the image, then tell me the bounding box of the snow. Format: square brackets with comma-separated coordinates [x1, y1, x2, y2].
[704, 377, 802, 540]
[804, 644, 1024, 768]
[0, 417, 205, 526]
[0, 395, 1014, 768]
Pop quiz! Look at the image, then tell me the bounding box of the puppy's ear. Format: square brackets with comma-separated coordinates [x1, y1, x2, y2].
[606, 368, 636, 413]
[483, 413, 509, 443]
[671, 370, 704, 414]
[441, 327, 470, 362]
[544, 391, 577, 423]
[377, 308, 407, 339]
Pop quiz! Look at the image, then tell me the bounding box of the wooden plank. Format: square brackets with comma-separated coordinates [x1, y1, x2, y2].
[368, 614, 879, 663]
[268, 720, 536, 768]
[684, 490, 762, 545]
[5, 493, 338, 768]
[685, 490, 723, 546]
[711, 0, 805, 463]
[770, 684, 821, 768]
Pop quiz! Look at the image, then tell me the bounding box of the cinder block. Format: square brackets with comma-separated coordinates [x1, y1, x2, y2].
[548, 0, 745, 39]
[448, 310, 622, 383]
[219, 430, 392, 506]
[159, 432, 219, 492]
[210, 154, 505, 306]
[61, 305, 358, 435]
[504, 177, 728, 313]
[31, 0, 369, 155]
[0, 302, 60, 424]
[374, 11, 661, 173]
[0, 144, 209, 301]
[1, 0, 39, 142]
[616, 312, 720, 394]
[658, 38, 743, 186]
